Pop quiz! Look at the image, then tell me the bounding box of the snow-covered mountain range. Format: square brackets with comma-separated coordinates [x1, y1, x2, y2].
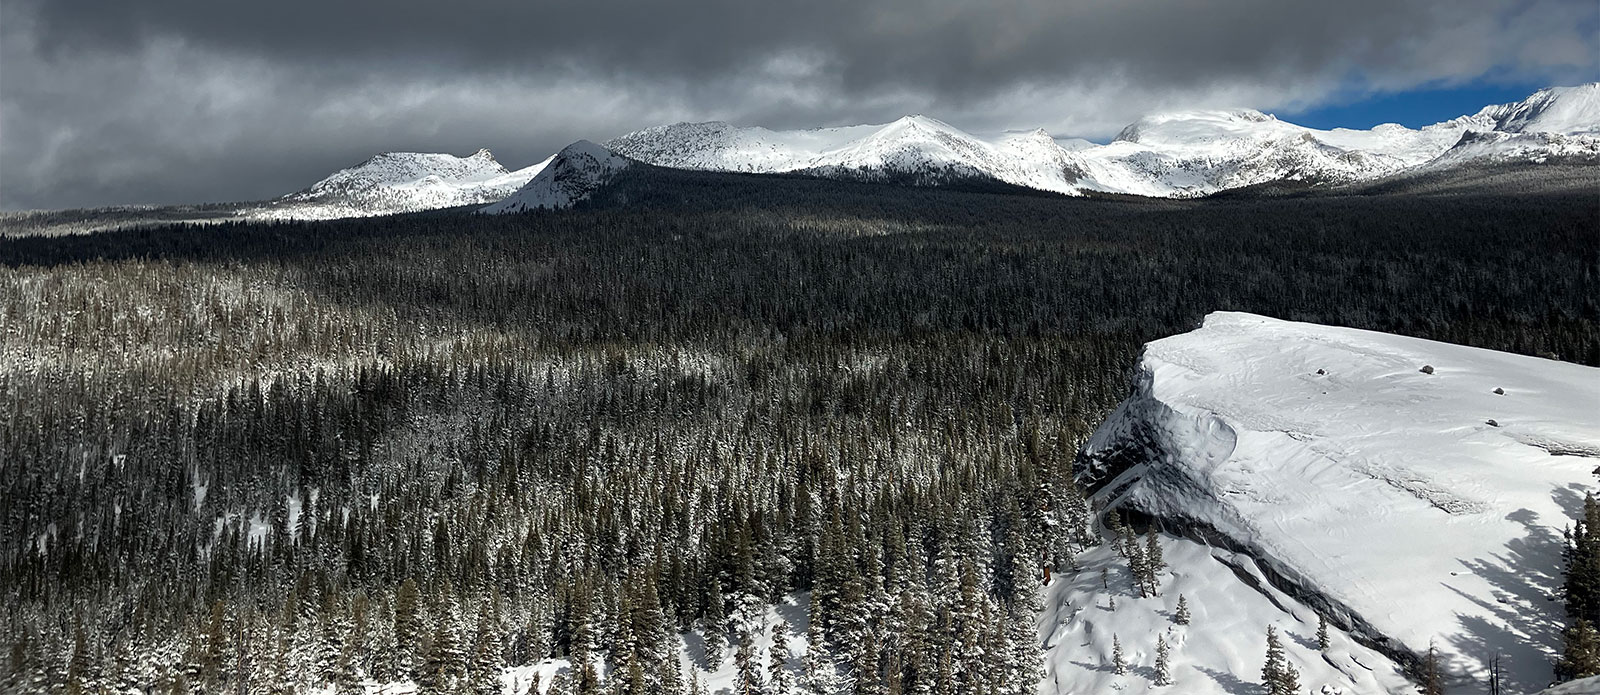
[253, 149, 551, 220]
[604, 83, 1600, 200]
[253, 83, 1598, 219]
[1072, 312, 1600, 693]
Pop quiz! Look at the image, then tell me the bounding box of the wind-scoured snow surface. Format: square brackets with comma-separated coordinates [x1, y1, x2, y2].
[1079, 312, 1600, 693]
[255, 149, 550, 220]
[479, 140, 630, 213]
[608, 83, 1600, 199]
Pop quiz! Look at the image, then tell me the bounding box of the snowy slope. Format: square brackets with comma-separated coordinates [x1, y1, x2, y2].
[1078, 312, 1600, 693]
[254, 150, 551, 220]
[1416, 130, 1600, 171]
[1039, 533, 1415, 695]
[1477, 84, 1600, 135]
[479, 141, 630, 213]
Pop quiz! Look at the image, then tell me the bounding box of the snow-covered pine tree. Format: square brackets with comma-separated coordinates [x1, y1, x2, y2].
[394, 578, 423, 679]
[1316, 614, 1329, 652]
[1279, 658, 1300, 695]
[769, 619, 794, 695]
[1112, 635, 1126, 676]
[1261, 626, 1299, 695]
[545, 671, 573, 695]
[852, 627, 883, 695]
[1106, 510, 1128, 560]
[1154, 633, 1172, 686]
[1558, 618, 1600, 681]
[1144, 529, 1165, 595]
[1128, 542, 1149, 599]
[1004, 609, 1041, 695]
[803, 606, 843, 695]
[1174, 595, 1190, 625]
[469, 623, 504, 695]
[736, 629, 761, 695]
[704, 577, 729, 667]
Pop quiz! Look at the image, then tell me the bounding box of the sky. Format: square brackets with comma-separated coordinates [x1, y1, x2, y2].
[2, 0, 1596, 211]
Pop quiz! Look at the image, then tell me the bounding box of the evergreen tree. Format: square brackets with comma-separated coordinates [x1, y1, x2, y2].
[470, 624, 504, 695]
[395, 578, 424, 679]
[1144, 529, 1165, 595]
[1316, 614, 1330, 653]
[1174, 595, 1190, 626]
[546, 672, 573, 695]
[1154, 633, 1172, 687]
[1261, 626, 1298, 695]
[1557, 619, 1600, 682]
[704, 578, 729, 667]
[804, 609, 842, 695]
[736, 630, 761, 695]
[1112, 635, 1126, 676]
[769, 620, 794, 695]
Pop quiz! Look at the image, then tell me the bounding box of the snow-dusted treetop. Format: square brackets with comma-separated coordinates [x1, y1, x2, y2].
[1079, 311, 1600, 692]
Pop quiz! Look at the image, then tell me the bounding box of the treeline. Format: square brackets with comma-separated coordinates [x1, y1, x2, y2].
[1, 180, 1596, 693]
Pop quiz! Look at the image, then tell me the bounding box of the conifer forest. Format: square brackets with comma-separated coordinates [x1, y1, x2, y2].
[3, 178, 1598, 694]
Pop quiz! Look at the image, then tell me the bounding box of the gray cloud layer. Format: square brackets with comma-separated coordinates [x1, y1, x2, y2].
[3, 0, 1596, 209]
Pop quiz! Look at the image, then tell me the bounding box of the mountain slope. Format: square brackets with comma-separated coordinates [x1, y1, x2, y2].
[256, 149, 550, 220]
[606, 115, 1087, 194]
[479, 140, 630, 213]
[1076, 312, 1600, 692]
[1477, 83, 1600, 135]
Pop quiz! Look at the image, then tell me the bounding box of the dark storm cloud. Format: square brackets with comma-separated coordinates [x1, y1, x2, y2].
[3, 0, 1596, 209]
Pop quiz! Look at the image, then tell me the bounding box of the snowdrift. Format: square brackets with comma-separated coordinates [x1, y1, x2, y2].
[1078, 312, 1600, 693]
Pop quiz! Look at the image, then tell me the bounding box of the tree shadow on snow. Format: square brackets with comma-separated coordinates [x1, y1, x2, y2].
[1196, 666, 1258, 695]
[1443, 502, 1572, 693]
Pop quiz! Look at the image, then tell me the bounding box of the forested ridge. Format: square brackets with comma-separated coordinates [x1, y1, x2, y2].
[2, 179, 1597, 694]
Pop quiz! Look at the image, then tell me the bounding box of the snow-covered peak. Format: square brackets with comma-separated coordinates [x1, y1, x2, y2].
[256, 149, 548, 220]
[1475, 82, 1600, 135]
[1111, 109, 1283, 146]
[1079, 312, 1600, 692]
[602, 85, 1595, 202]
[479, 140, 631, 213]
[293, 150, 510, 196]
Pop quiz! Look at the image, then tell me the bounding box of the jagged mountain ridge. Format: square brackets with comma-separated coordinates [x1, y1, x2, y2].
[604, 83, 1600, 201]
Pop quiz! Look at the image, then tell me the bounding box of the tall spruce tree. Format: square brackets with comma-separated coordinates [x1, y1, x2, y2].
[1154, 633, 1172, 687]
[1261, 626, 1287, 695]
[769, 620, 794, 695]
[1557, 619, 1600, 682]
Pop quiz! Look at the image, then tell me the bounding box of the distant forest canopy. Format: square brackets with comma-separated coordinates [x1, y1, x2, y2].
[1, 178, 1596, 694]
